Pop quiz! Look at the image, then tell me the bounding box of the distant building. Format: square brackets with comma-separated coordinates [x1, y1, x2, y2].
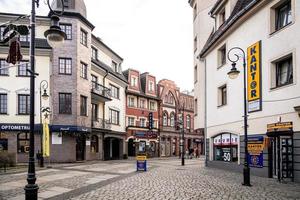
[123, 69, 160, 157]
[190, 0, 300, 182]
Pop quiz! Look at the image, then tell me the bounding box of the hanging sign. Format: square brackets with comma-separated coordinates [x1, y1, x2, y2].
[267, 122, 293, 132]
[247, 136, 264, 168]
[43, 122, 50, 157]
[247, 41, 262, 112]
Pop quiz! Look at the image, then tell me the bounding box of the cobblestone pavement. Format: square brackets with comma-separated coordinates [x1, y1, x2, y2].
[0, 158, 300, 200]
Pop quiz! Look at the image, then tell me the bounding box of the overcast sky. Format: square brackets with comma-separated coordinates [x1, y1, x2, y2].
[1, 0, 194, 91]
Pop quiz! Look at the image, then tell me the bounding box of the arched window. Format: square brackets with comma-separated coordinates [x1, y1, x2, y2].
[91, 135, 99, 153]
[186, 115, 191, 129]
[213, 133, 238, 162]
[17, 132, 29, 153]
[170, 112, 175, 127]
[163, 112, 168, 126]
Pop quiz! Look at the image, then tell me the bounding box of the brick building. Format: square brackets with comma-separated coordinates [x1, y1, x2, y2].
[123, 69, 160, 157]
[157, 79, 203, 157]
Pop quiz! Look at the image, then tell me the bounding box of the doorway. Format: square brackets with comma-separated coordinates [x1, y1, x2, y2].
[270, 136, 294, 181]
[76, 135, 86, 161]
[128, 139, 135, 157]
[104, 137, 121, 160]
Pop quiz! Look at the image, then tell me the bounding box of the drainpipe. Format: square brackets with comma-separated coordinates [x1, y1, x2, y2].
[102, 70, 109, 161]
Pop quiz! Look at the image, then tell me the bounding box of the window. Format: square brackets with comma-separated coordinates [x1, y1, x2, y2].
[276, 56, 293, 87]
[19, 34, 29, 42]
[109, 109, 119, 125]
[140, 118, 146, 127]
[63, 0, 69, 8]
[140, 99, 146, 109]
[193, 4, 197, 19]
[110, 84, 119, 99]
[112, 61, 118, 73]
[0, 26, 5, 41]
[149, 101, 155, 111]
[213, 133, 238, 162]
[92, 103, 98, 121]
[18, 61, 30, 76]
[90, 135, 99, 153]
[92, 47, 98, 60]
[194, 36, 197, 52]
[80, 62, 88, 79]
[128, 117, 135, 126]
[186, 115, 191, 129]
[194, 65, 197, 83]
[91, 75, 98, 89]
[18, 94, 30, 115]
[153, 120, 157, 128]
[131, 76, 137, 87]
[149, 81, 154, 92]
[59, 93, 72, 114]
[276, 0, 292, 31]
[218, 45, 226, 67]
[128, 97, 135, 107]
[170, 113, 175, 127]
[0, 59, 9, 76]
[194, 99, 198, 115]
[218, 85, 227, 106]
[80, 29, 87, 46]
[17, 132, 30, 153]
[59, 58, 72, 75]
[60, 24, 72, 40]
[0, 94, 7, 114]
[80, 95, 87, 116]
[163, 112, 168, 126]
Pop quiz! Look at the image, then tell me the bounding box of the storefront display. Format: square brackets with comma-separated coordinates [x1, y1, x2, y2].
[213, 133, 238, 162]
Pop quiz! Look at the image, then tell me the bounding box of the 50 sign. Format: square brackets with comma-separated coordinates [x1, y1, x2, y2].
[223, 152, 231, 162]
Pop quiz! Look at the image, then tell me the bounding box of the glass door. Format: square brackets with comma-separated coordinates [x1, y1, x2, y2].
[281, 137, 294, 181]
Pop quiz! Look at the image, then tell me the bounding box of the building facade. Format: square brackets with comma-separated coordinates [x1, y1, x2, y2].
[0, 0, 127, 163]
[158, 79, 202, 157]
[190, 0, 300, 182]
[123, 69, 160, 157]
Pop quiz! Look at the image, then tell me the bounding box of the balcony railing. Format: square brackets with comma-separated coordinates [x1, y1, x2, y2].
[161, 125, 177, 132]
[92, 118, 111, 130]
[91, 82, 112, 100]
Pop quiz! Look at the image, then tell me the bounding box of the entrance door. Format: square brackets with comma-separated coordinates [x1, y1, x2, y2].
[128, 139, 135, 157]
[271, 136, 294, 181]
[76, 135, 86, 161]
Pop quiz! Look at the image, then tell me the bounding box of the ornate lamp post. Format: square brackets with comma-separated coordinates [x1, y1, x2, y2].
[227, 47, 251, 187]
[179, 102, 185, 166]
[24, 1, 66, 199]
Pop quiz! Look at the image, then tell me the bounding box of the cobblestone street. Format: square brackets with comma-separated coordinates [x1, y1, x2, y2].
[0, 158, 300, 200]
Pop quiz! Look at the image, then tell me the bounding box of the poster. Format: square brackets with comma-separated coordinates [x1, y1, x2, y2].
[247, 136, 264, 168]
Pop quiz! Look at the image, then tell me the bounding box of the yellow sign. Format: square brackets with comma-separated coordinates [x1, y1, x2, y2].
[247, 41, 262, 112]
[267, 122, 293, 132]
[43, 122, 50, 157]
[136, 156, 147, 161]
[248, 144, 264, 155]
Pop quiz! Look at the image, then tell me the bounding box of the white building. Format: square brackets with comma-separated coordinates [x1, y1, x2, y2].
[190, 0, 300, 182]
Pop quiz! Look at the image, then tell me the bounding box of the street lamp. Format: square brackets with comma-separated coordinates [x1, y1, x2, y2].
[179, 102, 185, 166]
[227, 47, 251, 187]
[24, 1, 66, 199]
[39, 80, 49, 168]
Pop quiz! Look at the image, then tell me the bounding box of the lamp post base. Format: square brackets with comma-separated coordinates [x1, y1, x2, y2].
[24, 184, 39, 200]
[242, 166, 251, 187]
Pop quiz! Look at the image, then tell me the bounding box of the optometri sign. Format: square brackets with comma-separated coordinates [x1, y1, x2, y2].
[247, 41, 262, 112]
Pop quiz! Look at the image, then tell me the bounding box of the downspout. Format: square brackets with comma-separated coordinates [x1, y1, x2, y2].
[102, 70, 109, 160]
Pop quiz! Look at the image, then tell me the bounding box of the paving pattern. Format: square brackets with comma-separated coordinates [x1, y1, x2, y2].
[0, 158, 300, 200]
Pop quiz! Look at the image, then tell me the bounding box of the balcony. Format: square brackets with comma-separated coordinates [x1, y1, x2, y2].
[91, 82, 112, 102]
[161, 126, 177, 132]
[92, 118, 111, 130]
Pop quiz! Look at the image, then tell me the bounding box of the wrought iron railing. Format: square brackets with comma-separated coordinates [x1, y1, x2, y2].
[91, 82, 111, 99]
[92, 118, 111, 130]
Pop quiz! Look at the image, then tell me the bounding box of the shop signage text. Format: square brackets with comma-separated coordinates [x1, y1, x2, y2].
[247, 136, 264, 168]
[0, 124, 30, 131]
[247, 41, 262, 112]
[267, 122, 293, 132]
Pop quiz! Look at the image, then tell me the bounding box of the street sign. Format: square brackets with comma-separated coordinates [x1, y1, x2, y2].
[247, 136, 264, 168]
[148, 112, 153, 129]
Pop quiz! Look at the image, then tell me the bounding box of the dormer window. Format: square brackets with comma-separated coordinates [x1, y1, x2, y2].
[131, 76, 137, 87]
[149, 81, 154, 92]
[112, 61, 118, 73]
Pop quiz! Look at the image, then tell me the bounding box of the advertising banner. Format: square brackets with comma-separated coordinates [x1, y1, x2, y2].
[247, 136, 264, 168]
[43, 122, 50, 157]
[247, 41, 262, 112]
[136, 156, 147, 171]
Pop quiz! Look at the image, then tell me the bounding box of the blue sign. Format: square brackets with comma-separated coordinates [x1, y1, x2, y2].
[247, 136, 264, 168]
[136, 156, 147, 171]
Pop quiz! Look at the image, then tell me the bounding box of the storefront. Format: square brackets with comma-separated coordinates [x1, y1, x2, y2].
[213, 133, 238, 162]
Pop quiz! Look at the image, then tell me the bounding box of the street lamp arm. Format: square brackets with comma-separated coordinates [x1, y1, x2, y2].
[227, 47, 246, 63]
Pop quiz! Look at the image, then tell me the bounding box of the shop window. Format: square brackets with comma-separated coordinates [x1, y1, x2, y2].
[90, 135, 99, 153]
[17, 132, 30, 153]
[213, 133, 238, 162]
[0, 137, 8, 151]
